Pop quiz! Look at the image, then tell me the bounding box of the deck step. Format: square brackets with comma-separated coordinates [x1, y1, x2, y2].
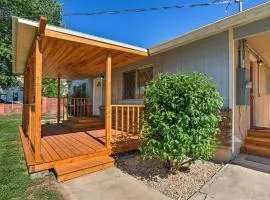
[63, 121, 104, 129]
[55, 156, 114, 182]
[70, 117, 104, 124]
[242, 143, 270, 158]
[248, 130, 270, 138]
[63, 117, 104, 129]
[245, 136, 270, 147]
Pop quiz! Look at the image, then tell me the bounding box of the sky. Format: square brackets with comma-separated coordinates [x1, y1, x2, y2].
[58, 0, 269, 48]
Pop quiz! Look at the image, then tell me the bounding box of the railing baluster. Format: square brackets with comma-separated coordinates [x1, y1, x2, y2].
[115, 106, 118, 141]
[137, 107, 140, 134]
[87, 97, 90, 116]
[84, 98, 86, 116]
[121, 106, 124, 139]
[73, 98, 75, 116]
[127, 106, 130, 135]
[77, 98, 79, 117]
[132, 106, 135, 133]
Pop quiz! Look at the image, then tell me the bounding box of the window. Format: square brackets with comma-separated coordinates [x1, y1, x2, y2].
[123, 67, 153, 99]
[13, 92, 18, 101]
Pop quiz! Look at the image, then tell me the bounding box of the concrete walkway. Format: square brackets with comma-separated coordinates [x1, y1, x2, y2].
[190, 163, 270, 200]
[57, 167, 171, 200]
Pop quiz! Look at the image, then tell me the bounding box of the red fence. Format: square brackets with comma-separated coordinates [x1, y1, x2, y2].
[0, 97, 64, 115]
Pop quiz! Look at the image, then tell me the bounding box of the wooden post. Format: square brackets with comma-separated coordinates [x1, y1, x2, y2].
[33, 16, 47, 162]
[57, 76, 61, 125]
[34, 38, 42, 162]
[105, 52, 112, 149]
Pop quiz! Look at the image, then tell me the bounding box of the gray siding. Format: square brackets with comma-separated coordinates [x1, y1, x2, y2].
[234, 17, 270, 40]
[112, 31, 230, 107]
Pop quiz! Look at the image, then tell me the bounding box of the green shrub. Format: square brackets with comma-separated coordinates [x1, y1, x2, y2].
[141, 72, 223, 170]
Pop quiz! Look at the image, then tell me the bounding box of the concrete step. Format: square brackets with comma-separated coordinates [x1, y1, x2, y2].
[245, 136, 270, 147]
[242, 143, 270, 158]
[55, 156, 114, 182]
[232, 154, 270, 173]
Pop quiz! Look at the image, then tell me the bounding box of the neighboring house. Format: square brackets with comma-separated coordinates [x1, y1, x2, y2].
[11, 2, 270, 181]
[0, 87, 23, 103]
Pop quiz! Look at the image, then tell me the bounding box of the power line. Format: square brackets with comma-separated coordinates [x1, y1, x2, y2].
[63, 0, 235, 17]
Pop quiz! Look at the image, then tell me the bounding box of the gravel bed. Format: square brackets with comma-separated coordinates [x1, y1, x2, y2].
[115, 153, 224, 200]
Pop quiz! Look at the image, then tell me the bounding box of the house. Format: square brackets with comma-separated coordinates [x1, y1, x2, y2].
[0, 76, 24, 103]
[0, 86, 23, 103]
[12, 1, 270, 181]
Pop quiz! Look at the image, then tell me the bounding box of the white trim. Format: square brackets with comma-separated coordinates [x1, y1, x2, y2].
[149, 2, 270, 55]
[228, 28, 235, 154]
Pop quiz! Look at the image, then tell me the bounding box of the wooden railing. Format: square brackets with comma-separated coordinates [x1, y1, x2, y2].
[23, 104, 36, 151]
[64, 97, 91, 117]
[111, 105, 144, 139]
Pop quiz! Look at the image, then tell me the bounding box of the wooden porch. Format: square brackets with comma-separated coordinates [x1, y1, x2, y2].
[13, 16, 148, 181]
[20, 107, 143, 181]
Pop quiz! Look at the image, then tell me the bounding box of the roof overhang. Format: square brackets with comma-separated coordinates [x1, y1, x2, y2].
[149, 1, 270, 55]
[12, 17, 148, 79]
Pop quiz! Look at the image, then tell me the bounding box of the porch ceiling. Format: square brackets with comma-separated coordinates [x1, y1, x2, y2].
[247, 32, 270, 66]
[12, 17, 148, 80]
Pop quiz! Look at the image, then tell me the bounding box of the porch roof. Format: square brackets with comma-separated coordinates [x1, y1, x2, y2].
[12, 17, 148, 80]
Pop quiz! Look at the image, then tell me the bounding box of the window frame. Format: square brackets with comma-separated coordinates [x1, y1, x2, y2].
[122, 65, 153, 100]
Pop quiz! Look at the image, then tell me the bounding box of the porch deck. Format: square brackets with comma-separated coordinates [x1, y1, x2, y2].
[19, 123, 140, 173]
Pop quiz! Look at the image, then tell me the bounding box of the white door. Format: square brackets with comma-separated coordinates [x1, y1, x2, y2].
[92, 77, 103, 116]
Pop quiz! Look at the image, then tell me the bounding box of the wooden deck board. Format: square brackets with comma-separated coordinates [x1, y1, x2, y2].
[20, 122, 140, 173]
[45, 136, 70, 160]
[63, 133, 95, 154]
[48, 135, 77, 158]
[52, 134, 84, 156]
[41, 143, 53, 163]
[42, 138, 62, 161]
[70, 132, 99, 152]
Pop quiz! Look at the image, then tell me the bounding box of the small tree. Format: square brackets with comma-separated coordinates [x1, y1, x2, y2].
[141, 72, 223, 170]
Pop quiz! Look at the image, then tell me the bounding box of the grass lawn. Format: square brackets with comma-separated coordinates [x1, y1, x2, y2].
[0, 115, 62, 200]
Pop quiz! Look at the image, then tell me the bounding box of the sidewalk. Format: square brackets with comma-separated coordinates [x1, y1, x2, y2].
[190, 163, 270, 200]
[57, 167, 171, 200]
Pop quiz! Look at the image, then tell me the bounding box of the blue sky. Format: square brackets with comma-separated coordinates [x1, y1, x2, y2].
[58, 0, 268, 48]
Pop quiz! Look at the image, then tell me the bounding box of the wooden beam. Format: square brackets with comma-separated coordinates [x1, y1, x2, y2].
[34, 38, 42, 162]
[105, 52, 112, 149]
[57, 76, 61, 125]
[26, 16, 47, 68]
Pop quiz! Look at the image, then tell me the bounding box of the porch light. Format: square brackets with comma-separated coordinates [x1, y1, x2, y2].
[257, 59, 263, 67]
